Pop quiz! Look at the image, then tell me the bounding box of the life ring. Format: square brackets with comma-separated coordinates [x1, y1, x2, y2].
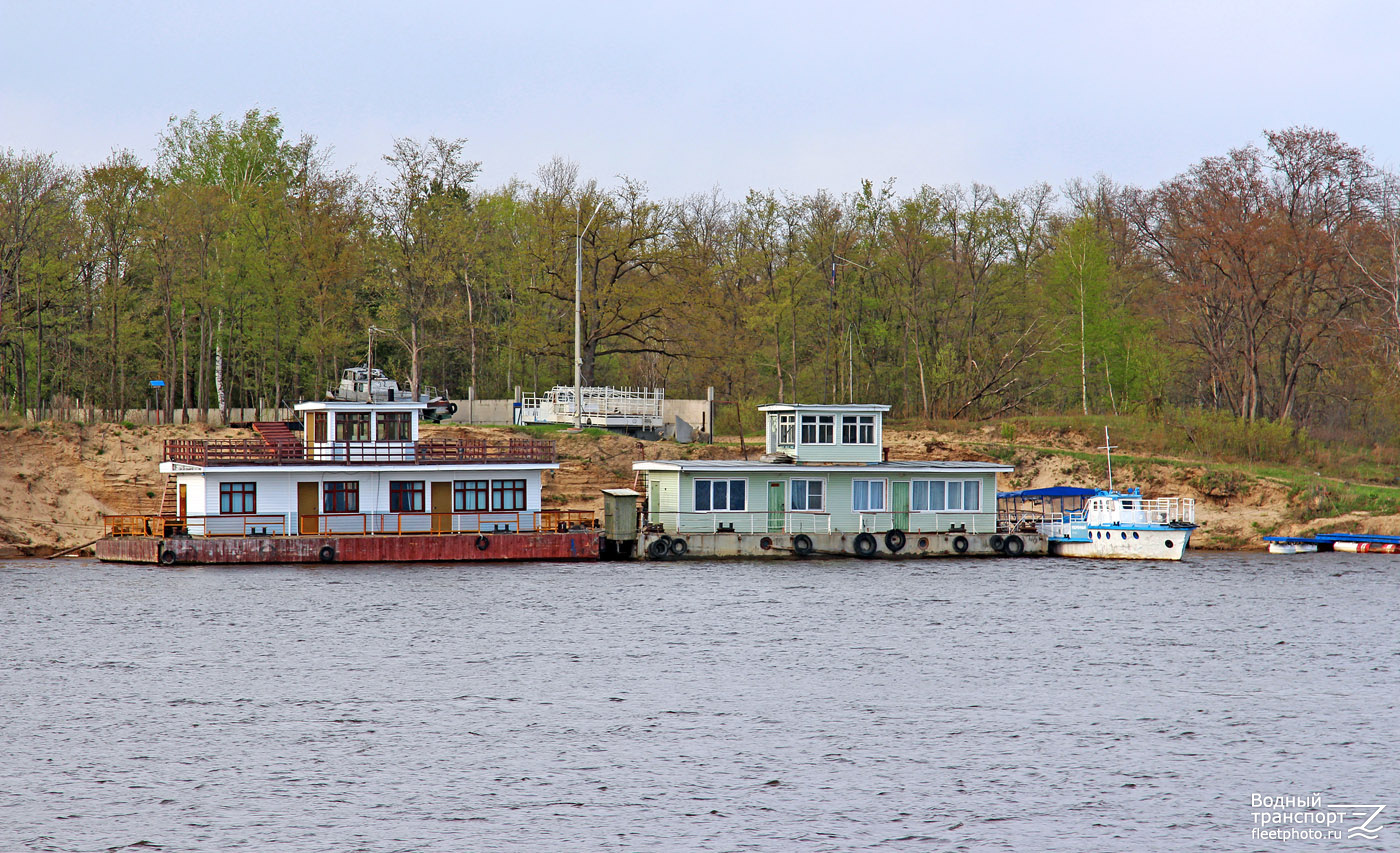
[1003, 534, 1024, 557]
[884, 529, 906, 552]
[318, 545, 336, 562]
[159, 549, 177, 566]
[646, 538, 670, 560]
[853, 532, 878, 557]
[952, 535, 969, 554]
[475, 535, 490, 551]
[791, 534, 814, 557]
[989, 534, 1005, 552]
[669, 538, 689, 557]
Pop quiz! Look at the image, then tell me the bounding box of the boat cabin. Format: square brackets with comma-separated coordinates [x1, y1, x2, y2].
[153, 398, 562, 537]
[636, 403, 1009, 536]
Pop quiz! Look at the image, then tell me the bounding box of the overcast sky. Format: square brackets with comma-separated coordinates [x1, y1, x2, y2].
[3, 0, 1397, 200]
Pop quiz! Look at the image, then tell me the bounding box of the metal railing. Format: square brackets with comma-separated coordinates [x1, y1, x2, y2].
[856, 512, 987, 534]
[644, 511, 832, 535]
[103, 510, 597, 538]
[520, 386, 665, 428]
[164, 437, 556, 466]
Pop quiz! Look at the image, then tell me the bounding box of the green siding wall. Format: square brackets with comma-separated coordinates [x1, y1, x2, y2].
[659, 469, 999, 534]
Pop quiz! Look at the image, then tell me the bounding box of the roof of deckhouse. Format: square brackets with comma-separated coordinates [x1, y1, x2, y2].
[756, 403, 891, 413]
[634, 460, 1012, 473]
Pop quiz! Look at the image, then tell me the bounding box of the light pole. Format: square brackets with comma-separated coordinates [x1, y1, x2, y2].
[574, 200, 601, 429]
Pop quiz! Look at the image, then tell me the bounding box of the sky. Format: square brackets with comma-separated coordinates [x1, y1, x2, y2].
[3, 0, 1399, 201]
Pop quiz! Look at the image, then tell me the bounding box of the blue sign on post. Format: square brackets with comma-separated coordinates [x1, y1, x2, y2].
[150, 380, 166, 388]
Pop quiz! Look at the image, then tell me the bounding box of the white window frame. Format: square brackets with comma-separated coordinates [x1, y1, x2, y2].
[693, 478, 748, 512]
[789, 478, 826, 512]
[775, 414, 796, 447]
[911, 478, 981, 512]
[853, 478, 887, 512]
[800, 414, 834, 444]
[841, 414, 875, 444]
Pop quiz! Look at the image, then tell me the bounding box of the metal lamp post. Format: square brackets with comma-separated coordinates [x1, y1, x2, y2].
[574, 200, 601, 429]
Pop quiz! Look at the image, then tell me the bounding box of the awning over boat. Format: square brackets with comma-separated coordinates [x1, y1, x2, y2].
[996, 487, 1098, 500]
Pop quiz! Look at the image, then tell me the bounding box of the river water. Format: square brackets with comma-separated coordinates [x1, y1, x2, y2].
[2, 553, 1396, 852]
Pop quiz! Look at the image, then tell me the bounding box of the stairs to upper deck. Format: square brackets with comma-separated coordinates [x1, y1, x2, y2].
[251, 422, 304, 461]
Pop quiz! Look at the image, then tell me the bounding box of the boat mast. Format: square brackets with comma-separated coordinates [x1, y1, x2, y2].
[1100, 426, 1117, 491]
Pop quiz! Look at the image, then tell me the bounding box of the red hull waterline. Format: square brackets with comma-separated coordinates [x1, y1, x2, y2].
[96, 532, 602, 565]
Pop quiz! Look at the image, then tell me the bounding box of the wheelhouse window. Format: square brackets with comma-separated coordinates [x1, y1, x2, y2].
[335, 411, 370, 442]
[309, 412, 328, 443]
[842, 415, 875, 444]
[776, 414, 796, 447]
[390, 480, 425, 512]
[853, 479, 886, 512]
[454, 479, 488, 512]
[491, 479, 527, 511]
[694, 478, 747, 512]
[323, 481, 359, 513]
[376, 411, 412, 441]
[912, 479, 981, 512]
[219, 482, 256, 514]
[800, 414, 834, 444]
[789, 479, 824, 511]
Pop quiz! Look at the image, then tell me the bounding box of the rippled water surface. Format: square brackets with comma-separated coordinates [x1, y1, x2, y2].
[2, 553, 1397, 852]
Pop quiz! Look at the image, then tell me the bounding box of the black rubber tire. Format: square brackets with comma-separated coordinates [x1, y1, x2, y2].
[952, 535, 970, 554]
[1003, 535, 1025, 557]
[475, 536, 490, 551]
[159, 549, 177, 566]
[646, 538, 670, 560]
[854, 532, 878, 557]
[446, 402, 458, 415]
[318, 545, 335, 563]
[669, 538, 689, 557]
[884, 529, 907, 553]
[759, 536, 773, 550]
[989, 534, 1005, 552]
[791, 534, 814, 557]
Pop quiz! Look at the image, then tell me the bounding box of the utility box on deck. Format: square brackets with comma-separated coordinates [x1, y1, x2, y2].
[601, 488, 641, 542]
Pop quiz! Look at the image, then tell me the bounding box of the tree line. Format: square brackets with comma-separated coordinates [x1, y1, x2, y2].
[2, 113, 1398, 441]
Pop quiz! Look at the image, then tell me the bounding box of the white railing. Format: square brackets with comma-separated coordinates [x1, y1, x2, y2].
[857, 512, 986, 534]
[520, 386, 665, 428]
[646, 511, 832, 535]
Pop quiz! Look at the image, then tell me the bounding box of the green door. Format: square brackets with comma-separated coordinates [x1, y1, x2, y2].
[768, 481, 785, 532]
[892, 481, 910, 531]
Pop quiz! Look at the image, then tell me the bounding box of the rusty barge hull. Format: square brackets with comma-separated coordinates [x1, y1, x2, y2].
[96, 532, 601, 565]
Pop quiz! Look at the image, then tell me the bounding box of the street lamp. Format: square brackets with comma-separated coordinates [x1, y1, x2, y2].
[574, 199, 601, 429]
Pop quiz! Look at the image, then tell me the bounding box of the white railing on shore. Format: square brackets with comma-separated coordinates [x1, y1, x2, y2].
[646, 511, 832, 535]
[520, 386, 665, 428]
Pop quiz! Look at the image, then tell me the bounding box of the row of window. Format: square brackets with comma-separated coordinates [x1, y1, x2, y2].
[217, 479, 527, 514]
[691, 478, 982, 513]
[774, 414, 876, 446]
[305, 411, 415, 443]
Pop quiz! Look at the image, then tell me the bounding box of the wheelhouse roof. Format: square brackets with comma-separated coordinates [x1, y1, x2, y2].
[997, 487, 1098, 500]
[296, 400, 427, 412]
[634, 460, 1011, 474]
[756, 403, 891, 413]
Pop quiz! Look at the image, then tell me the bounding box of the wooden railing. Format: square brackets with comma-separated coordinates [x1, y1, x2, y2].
[164, 437, 556, 466]
[103, 510, 597, 538]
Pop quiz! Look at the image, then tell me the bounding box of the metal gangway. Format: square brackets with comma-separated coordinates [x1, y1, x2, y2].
[518, 386, 665, 430]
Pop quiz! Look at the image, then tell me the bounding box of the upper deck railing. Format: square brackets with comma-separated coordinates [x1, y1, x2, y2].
[164, 437, 556, 466]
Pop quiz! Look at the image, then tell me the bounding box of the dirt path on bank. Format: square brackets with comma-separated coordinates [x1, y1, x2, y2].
[1, 420, 1391, 555]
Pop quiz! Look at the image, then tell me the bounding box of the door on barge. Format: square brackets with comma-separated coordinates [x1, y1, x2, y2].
[767, 481, 784, 533]
[892, 481, 910, 531]
[298, 482, 319, 534]
[431, 481, 451, 532]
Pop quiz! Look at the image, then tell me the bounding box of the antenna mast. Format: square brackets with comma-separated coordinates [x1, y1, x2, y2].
[1099, 426, 1117, 491]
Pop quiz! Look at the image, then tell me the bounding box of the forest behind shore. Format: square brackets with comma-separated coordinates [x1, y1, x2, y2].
[3, 113, 1400, 445]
